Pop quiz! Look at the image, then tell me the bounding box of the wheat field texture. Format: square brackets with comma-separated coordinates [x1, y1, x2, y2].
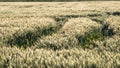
[0, 2, 120, 68]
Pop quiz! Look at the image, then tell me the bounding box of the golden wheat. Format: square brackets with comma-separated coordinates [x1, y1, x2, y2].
[0, 2, 120, 68]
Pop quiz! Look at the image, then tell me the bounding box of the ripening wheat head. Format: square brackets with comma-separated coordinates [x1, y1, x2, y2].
[105, 16, 120, 35]
[61, 18, 102, 36]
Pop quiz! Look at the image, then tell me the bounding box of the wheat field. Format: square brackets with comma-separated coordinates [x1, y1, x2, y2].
[0, 1, 120, 68]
